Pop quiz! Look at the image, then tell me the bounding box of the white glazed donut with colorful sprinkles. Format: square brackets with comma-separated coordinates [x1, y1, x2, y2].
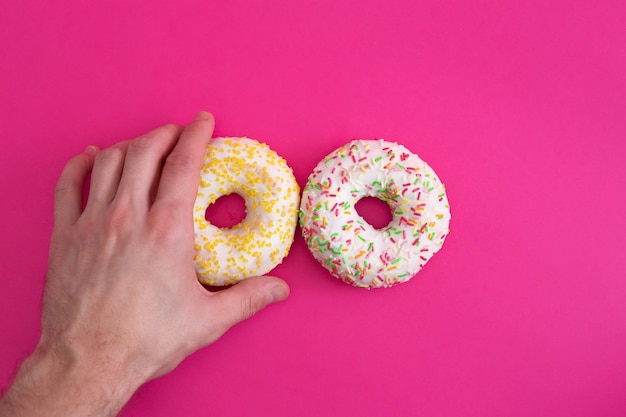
[193, 137, 300, 286]
[299, 139, 451, 289]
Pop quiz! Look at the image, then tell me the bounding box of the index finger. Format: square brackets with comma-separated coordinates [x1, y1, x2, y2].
[152, 111, 214, 216]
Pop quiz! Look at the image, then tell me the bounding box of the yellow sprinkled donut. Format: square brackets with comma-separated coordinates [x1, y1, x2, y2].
[193, 137, 300, 286]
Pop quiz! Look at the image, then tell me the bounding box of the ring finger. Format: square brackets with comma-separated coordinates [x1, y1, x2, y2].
[85, 140, 130, 210]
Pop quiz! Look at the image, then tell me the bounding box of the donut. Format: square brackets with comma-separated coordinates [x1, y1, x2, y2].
[299, 139, 451, 289]
[193, 137, 300, 286]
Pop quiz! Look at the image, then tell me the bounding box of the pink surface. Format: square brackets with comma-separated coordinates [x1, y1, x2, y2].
[1, 1, 626, 416]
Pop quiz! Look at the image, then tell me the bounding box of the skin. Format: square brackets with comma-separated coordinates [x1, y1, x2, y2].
[0, 111, 289, 417]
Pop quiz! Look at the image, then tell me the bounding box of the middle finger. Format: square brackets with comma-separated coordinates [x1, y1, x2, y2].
[116, 124, 184, 206]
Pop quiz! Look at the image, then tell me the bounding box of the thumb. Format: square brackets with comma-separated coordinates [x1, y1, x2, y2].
[205, 276, 290, 337]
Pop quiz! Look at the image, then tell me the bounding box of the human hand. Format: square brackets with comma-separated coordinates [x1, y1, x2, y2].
[0, 112, 289, 417]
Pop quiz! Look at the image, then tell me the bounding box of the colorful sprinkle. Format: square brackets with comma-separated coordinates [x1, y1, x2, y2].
[299, 139, 451, 289]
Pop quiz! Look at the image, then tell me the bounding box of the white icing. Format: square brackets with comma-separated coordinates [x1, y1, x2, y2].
[193, 137, 300, 285]
[299, 139, 451, 288]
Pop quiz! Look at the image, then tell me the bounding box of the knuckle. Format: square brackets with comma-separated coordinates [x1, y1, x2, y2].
[105, 197, 135, 233]
[68, 215, 100, 248]
[145, 124, 182, 144]
[128, 136, 155, 154]
[95, 146, 125, 166]
[74, 217, 98, 243]
[241, 293, 266, 320]
[164, 151, 195, 174]
[149, 203, 172, 225]
[54, 177, 78, 195]
[161, 123, 182, 136]
[147, 206, 179, 240]
[51, 223, 79, 246]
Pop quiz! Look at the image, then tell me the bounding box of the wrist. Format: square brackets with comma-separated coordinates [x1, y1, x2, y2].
[0, 341, 144, 417]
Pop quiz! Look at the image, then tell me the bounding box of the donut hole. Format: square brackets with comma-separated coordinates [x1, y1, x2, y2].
[355, 196, 393, 230]
[204, 193, 247, 228]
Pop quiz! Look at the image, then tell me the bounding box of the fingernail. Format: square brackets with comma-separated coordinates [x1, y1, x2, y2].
[269, 284, 289, 303]
[193, 111, 212, 121]
[84, 145, 99, 155]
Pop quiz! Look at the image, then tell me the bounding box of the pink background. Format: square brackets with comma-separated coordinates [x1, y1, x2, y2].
[1, 1, 626, 416]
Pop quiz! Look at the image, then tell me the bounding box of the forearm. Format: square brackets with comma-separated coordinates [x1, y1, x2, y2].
[0, 345, 141, 417]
